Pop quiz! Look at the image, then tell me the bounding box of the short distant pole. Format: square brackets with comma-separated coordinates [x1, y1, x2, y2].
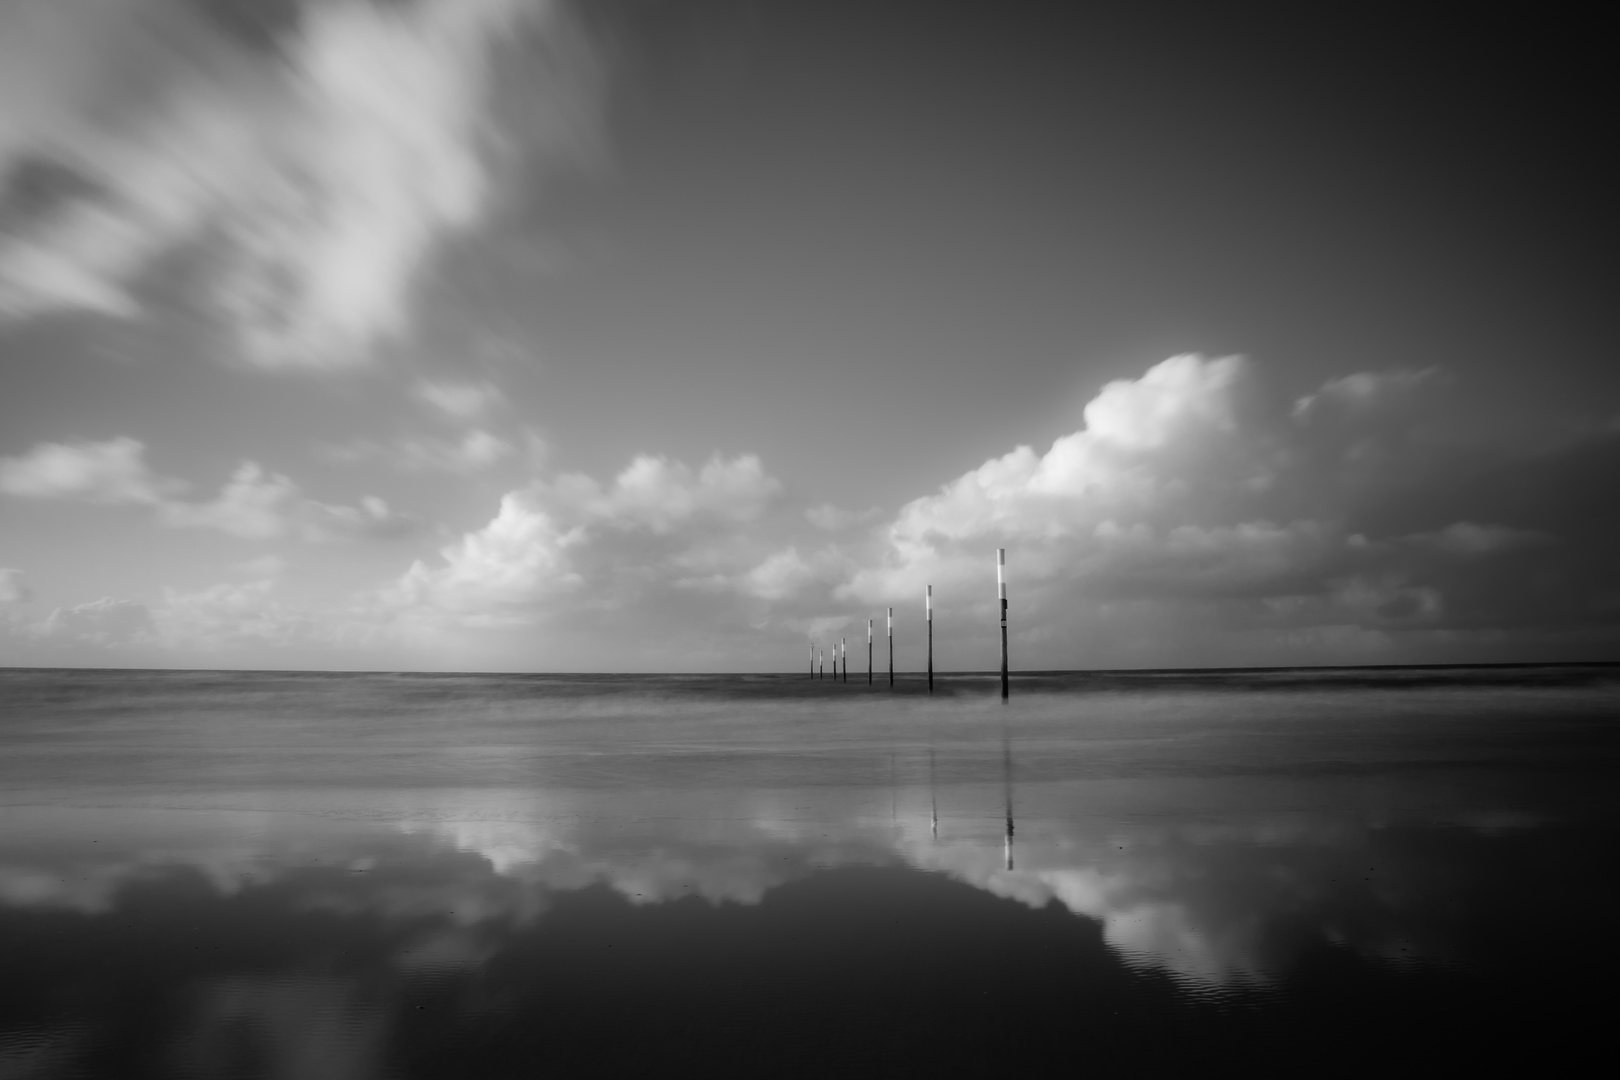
[998, 548, 1008, 701]
[926, 584, 933, 695]
[887, 607, 894, 687]
[867, 619, 873, 685]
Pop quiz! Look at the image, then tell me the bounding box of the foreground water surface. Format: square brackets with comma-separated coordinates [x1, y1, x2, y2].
[1, 665, 1617, 1076]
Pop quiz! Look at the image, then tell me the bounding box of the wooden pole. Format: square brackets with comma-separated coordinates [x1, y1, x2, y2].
[887, 607, 893, 687]
[926, 584, 933, 695]
[998, 548, 1008, 700]
[867, 618, 873, 685]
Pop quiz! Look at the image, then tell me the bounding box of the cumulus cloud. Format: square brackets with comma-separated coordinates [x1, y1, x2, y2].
[0, 437, 411, 541]
[390, 452, 782, 629]
[0, 0, 600, 368]
[13, 354, 1617, 669]
[791, 354, 1620, 665]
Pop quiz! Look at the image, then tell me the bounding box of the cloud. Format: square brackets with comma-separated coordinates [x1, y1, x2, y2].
[33, 597, 157, 647]
[0, 568, 34, 604]
[318, 378, 544, 474]
[1, 437, 411, 541]
[159, 462, 412, 541]
[1291, 365, 1441, 422]
[1411, 521, 1552, 556]
[0, 0, 600, 368]
[804, 504, 882, 532]
[390, 452, 782, 630]
[14, 354, 1618, 669]
[796, 354, 1620, 665]
[744, 548, 819, 601]
[835, 354, 1292, 606]
[412, 377, 505, 421]
[321, 428, 542, 475]
[0, 436, 175, 504]
[233, 554, 288, 578]
[156, 579, 386, 656]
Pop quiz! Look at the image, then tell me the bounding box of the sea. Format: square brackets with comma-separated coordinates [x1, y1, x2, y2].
[1, 664, 1616, 1077]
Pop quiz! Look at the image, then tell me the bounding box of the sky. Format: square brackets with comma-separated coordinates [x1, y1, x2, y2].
[1, 0, 1616, 671]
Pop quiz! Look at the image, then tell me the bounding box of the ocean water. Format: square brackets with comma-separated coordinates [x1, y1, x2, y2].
[1, 665, 1617, 1076]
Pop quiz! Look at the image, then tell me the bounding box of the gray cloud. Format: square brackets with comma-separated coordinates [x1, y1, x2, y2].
[0, 568, 31, 604]
[0, 437, 413, 542]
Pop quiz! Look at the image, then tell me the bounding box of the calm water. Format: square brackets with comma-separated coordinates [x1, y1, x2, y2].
[1, 665, 1617, 1076]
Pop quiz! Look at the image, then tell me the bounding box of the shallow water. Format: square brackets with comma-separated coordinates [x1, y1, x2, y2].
[2, 666, 1617, 1076]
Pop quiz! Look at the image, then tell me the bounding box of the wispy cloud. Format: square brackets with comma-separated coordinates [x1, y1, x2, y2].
[320, 429, 546, 475]
[0, 0, 601, 368]
[0, 436, 177, 504]
[412, 378, 506, 422]
[0, 568, 32, 605]
[0, 437, 412, 541]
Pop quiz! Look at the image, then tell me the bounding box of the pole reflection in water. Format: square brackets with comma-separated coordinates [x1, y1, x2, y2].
[1001, 724, 1015, 872]
[929, 743, 939, 841]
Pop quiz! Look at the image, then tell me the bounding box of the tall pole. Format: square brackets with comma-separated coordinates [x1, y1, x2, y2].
[809, 640, 814, 679]
[887, 607, 893, 687]
[926, 585, 933, 695]
[841, 637, 847, 682]
[998, 548, 1008, 700]
[818, 646, 823, 679]
[867, 619, 873, 685]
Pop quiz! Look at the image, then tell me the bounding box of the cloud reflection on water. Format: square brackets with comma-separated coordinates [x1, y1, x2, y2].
[0, 771, 1550, 991]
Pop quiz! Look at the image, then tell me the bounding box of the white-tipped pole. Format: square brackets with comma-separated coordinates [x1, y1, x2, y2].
[809, 640, 814, 679]
[926, 584, 933, 695]
[841, 637, 847, 683]
[887, 607, 894, 687]
[867, 618, 873, 685]
[818, 646, 823, 679]
[998, 548, 1008, 700]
